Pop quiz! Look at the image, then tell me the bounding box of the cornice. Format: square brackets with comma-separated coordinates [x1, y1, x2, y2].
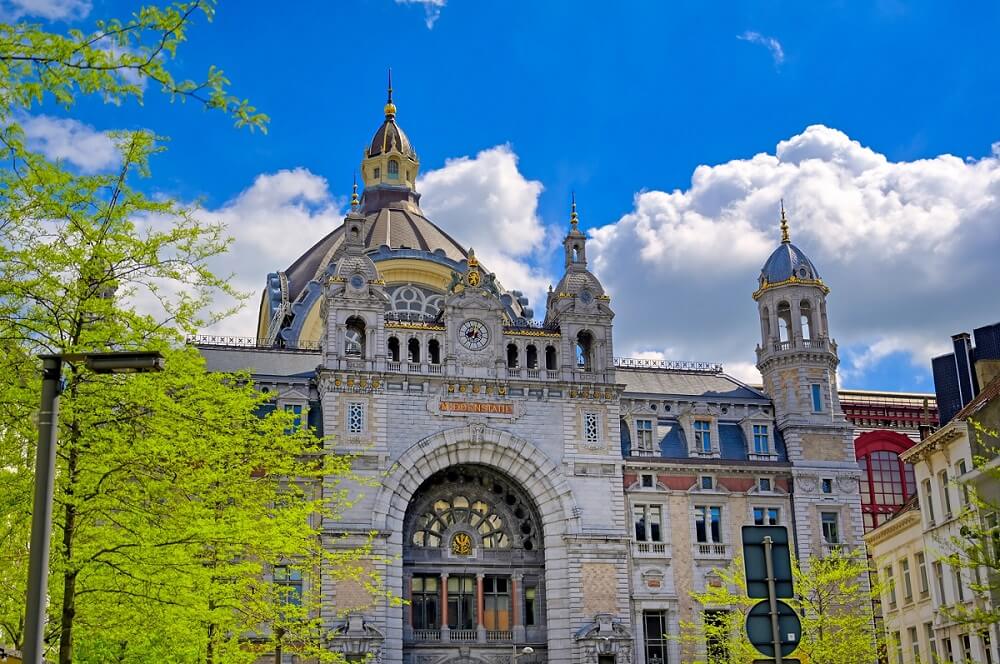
[900, 420, 965, 463]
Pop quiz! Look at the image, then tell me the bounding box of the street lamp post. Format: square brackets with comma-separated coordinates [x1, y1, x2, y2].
[513, 645, 534, 662]
[22, 351, 164, 664]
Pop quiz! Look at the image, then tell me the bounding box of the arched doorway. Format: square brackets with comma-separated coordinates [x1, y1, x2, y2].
[402, 464, 546, 659]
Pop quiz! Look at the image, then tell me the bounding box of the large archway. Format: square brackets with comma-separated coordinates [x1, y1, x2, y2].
[371, 424, 581, 664]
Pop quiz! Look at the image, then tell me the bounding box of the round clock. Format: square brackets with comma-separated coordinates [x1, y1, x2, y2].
[459, 319, 490, 351]
[579, 289, 594, 304]
[349, 274, 365, 289]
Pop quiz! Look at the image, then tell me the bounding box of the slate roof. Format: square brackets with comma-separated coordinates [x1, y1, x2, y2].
[616, 368, 768, 401]
[760, 241, 820, 284]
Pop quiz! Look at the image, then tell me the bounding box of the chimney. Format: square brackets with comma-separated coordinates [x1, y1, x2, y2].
[952, 333, 978, 407]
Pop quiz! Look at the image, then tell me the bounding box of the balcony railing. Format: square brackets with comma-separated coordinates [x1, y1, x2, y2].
[486, 630, 513, 642]
[413, 629, 440, 642]
[634, 542, 669, 556]
[450, 629, 478, 642]
[696, 543, 730, 558]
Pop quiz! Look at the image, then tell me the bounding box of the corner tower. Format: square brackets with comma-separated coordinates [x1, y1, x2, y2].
[753, 203, 863, 562]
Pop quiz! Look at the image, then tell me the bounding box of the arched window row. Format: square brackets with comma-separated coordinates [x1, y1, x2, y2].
[767, 297, 829, 347]
[504, 341, 558, 371]
[387, 335, 441, 366]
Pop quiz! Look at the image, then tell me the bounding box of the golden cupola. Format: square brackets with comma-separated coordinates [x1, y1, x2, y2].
[360, 69, 420, 202]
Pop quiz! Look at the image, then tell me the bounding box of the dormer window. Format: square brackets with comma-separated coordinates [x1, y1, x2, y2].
[388, 159, 399, 179]
[373, 167, 380, 179]
[752, 425, 770, 454]
[694, 420, 712, 453]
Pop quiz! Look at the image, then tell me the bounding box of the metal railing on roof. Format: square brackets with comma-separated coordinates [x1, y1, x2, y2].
[186, 335, 321, 351]
[613, 357, 724, 373]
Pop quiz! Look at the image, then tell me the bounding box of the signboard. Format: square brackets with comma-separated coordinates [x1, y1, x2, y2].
[746, 599, 801, 658]
[742, 526, 794, 599]
[438, 401, 514, 415]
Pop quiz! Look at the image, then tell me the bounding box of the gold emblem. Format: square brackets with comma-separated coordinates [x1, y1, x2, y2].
[451, 532, 473, 556]
[468, 269, 481, 287]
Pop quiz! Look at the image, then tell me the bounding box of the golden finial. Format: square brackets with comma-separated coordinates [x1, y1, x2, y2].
[467, 248, 478, 268]
[350, 173, 359, 209]
[570, 191, 579, 230]
[384, 67, 396, 118]
[779, 199, 790, 244]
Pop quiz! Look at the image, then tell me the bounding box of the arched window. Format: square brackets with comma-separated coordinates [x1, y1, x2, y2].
[388, 159, 399, 179]
[545, 345, 557, 371]
[345, 317, 366, 357]
[762, 306, 771, 342]
[572, 244, 581, 262]
[526, 345, 538, 369]
[387, 336, 400, 363]
[506, 343, 519, 368]
[428, 339, 441, 365]
[856, 431, 918, 532]
[408, 338, 420, 364]
[800, 299, 813, 341]
[776, 302, 792, 344]
[576, 331, 593, 370]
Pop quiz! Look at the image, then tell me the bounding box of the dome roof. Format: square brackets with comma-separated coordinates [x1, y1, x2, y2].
[281, 204, 468, 304]
[760, 241, 820, 284]
[367, 116, 417, 160]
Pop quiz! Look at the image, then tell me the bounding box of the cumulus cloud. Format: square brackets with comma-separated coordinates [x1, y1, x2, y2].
[21, 115, 118, 173]
[589, 124, 1000, 386]
[394, 0, 446, 29]
[0, 0, 90, 20]
[738, 30, 785, 66]
[418, 144, 555, 307]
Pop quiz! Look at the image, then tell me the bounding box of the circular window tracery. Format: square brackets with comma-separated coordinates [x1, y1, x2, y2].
[389, 284, 444, 317]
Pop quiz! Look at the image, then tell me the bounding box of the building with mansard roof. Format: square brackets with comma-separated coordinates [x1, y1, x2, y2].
[196, 83, 896, 664]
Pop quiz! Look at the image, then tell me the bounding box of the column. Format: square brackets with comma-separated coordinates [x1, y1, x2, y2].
[512, 572, 525, 642]
[403, 572, 413, 642]
[477, 573, 487, 642]
[440, 573, 450, 643]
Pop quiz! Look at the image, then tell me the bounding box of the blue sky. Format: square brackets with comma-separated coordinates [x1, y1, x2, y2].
[13, 0, 1000, 392]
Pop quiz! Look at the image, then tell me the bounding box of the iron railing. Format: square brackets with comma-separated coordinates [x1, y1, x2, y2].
[613, 357, 723, 373]
[186, 335, 321, 351]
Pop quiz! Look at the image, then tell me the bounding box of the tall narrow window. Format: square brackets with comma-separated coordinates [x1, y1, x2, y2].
[957, 458, 970, 507]
[705, 610, 730, 663]
[800, 299, 813, 340]
[643, 610, 669, 664]
[388, 159, 399, 179]
[345, 316, 366, 357]
[506, 343, 519, 368]
[908, 626, 920, 663]
[447, 576, 476, 630]
[428, 339, 441, 365]
[483, 576, 510, 631]
[811, 383, 823, 412]
[347, 402, 365, 434]
[636, 419, 654, 454]
[524, 585, 538, 626]
[387, 336, 400, 362]
[407, 337, 420, 364]
[634, 504, 663, 542]
[545, 345, 557, 370]
[916, 552, 929, 597]
[940, 470, 953, 517]
[933, 561, 946, 604]
[955, 568, 966, 602]
[526, 344, 538, 369]
[821, 512, 840, 545]
[923, 479, 936, 524]
[412, 575, 440, 630]
[885, 565, 897, 608]
[695, 506, 722, 543]
[584, 412, 599, 445]
[284, 404, 303, 434]
[694, 420, 712, 453]
[273, 566, 303, 606]
[576, 331, 593, 370]
[926, 623, 937, 662]
[901, 559, 913, 602]
[777, 301, 792, 343]
[752, 424, 769, 454]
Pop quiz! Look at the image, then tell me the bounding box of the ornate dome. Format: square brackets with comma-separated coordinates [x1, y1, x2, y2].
[760, 241, 820, 284]
[365, 75, 417, 160]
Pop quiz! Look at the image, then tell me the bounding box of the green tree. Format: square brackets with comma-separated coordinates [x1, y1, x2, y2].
[676, 550, 881, 664]
[0, 3, 384, 662]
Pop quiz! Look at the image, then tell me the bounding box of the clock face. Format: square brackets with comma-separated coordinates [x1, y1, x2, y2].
[459, 319, 490, 351]
[349, 274, 365, 289]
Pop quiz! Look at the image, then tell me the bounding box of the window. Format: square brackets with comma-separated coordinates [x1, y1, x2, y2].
[916, 552, 929, 598]
[373, 167, 380, 179]
[636, 419, 654, 454]
[700, 475, 714, 490]
[859, 450, 917, 531]
[777, 301, 792, 343]
[811, 383, 823, 412]
[983, 630, 993, 664]
[634, 504, 663, 542]
[411, 575, 439, 629]
[923, 479, 936, 525]
[411, 496, 511, 549]
[962, 633, 973, 662]
[821, 478, 833, 494]
[643, 610, 669, 664]
[753, 507, 780, 526]
[753, 424, 770, 454]
[944, 635, 954, 662]
[447, 575, 476, 630]
[695, 506, 722, 543]
[641, 473, 655, 488]
[933, 561, 946, 604]
[544, 345, 557, 370]
[583, 412, 599, 445]
[694, 420, 711, 453]
[428, 339, 441, 365]
[926, 623, 938, 662]
[506, 343, 519, 368]
[576, 331, 593, 370]
[940, 470, 953, 517]
[525, 344, 538, 369]
[388, 159, 399, 179]
[909, 626, 920, 663]
[955, 567, 966, 602]
[901, 559, 913, 602]
[284, 404, 303, 434]
[387, 336, 400, 362]
[347, 402, 365, 434]
[407, 338, 420, 364]
[758, 477, 772, 492]
[705, 610, 730, 663]
[483, 576, 510, 630]
[885, 565, 897, 608]
[892, 631, 902, 664]
[957, 459, 970, 506]
[273, 565, 303, 606]
[821, 512, 840, 545]
[524, 585, 538, 626]
[800, 300, 813, 340]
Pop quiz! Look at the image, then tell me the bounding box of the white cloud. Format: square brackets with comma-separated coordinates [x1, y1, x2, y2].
[0, 0, 90, 20]
[394, 0, 446, 29]
[738, 30, 785, 66]
[20, 115, 118, 173]
[589, 124, 1000, 387]
[418, 144, 555, 308]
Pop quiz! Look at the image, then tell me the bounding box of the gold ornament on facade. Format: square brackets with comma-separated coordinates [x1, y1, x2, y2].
[472, 384, 480, 394]
[451, 532, 473, 556]
[448, 384, 456, 393]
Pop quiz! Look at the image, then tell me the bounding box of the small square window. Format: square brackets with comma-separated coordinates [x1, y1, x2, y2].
[759, 478, 772, 492]
[641, 474, 655, 488]
[701, 476, 714, 490]
[821, 478, 833, 494]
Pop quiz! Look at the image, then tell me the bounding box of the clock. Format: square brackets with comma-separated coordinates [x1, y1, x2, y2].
[459, 319, 490, 351]
[349, 274, 365, 289]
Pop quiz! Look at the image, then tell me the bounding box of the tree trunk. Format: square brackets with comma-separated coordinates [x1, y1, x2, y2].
[58, 442, 79, 664]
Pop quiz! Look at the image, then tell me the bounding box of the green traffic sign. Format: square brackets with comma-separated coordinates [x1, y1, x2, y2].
[742, 525, 794, 598]
[745, 598, 801, 658]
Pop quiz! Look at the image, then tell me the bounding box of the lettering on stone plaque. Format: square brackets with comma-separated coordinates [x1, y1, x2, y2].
[438, 400, 514, 415]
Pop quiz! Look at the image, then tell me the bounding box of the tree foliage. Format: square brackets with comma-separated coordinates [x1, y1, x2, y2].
[676, 550, 881, 664]
[0, 3, 382, 662]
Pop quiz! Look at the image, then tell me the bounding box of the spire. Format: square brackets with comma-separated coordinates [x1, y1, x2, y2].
[351, 173, 360, 210]
[384, 67, 396, 118]
[779, 199, 790, 244]
[570, 192, 579, 231]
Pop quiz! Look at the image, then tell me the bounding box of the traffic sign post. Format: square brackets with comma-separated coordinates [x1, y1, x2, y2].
[741, 526, 801, 663]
